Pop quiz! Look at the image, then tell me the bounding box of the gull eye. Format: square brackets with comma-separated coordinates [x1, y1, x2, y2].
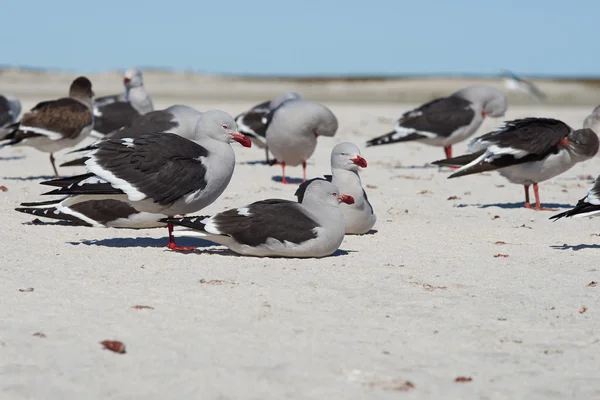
[340, 152, 346, 156]
[222, 124, 228, 129]
[332, 192, 337, 197]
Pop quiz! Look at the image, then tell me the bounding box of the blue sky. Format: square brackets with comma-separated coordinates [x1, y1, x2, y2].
[1, 0, 599, 77]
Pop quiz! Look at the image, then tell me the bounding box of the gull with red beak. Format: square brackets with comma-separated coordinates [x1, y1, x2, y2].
[295, 142, 376, 234]
[33, 110, 252, 251]
[366, 84, 507, 160]
[432, 118, 599, 210]
[91, 68, 154, 138]
[163, 180, 353, 258]
[0, 76, 94, 177]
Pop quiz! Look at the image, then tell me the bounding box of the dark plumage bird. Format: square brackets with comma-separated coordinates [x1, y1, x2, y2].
[0, 77, 94, 177]
[91, 68, 154, 138]
[0, 94, 21, 136]
[235, 92, 301, 164]
[162, 180, 354, 258]
[550, 175, 600, 221]
[22, 110, 251, 251]
[432, 118, 599, 210]
[366, 84, 508, 159]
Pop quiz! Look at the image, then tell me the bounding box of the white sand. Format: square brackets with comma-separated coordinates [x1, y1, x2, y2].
[1, 94, 600, 399]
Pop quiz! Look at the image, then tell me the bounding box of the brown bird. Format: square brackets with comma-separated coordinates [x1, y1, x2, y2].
[0, 76, 94, 177]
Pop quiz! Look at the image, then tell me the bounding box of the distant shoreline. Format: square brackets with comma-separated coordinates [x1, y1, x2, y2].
[2, 65, 599, 82]
[1, 66, 599, 106]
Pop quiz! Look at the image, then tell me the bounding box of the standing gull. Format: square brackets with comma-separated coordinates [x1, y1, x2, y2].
[550, 175, 600, 220]
[295, 142, 376, 234]
[0, 94, 21, 136]
[93, 68, 153, 110]
[162, 180, 354, 258]
[92, 68, 154, 137]
[17, 106, 211, 229]
[235, 92, 302, 163]
[432, 118, 599, 210]
[35, 110, 251, 250]
[61, 104, 204, 167]
[266, 99, 338, 183]
[366, 84, 508, 159]
[0, 77, 94, 177]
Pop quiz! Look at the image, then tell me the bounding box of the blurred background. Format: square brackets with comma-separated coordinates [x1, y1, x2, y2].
[1, 0, 599, 104]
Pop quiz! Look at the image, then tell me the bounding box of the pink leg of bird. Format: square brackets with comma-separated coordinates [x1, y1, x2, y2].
[281, 162, 288, 184]
[523, 185, 532, 209]
[167, 220, 195, 251]
[532, 183, 557, 211]
[444, 146, 452, 159]
[302, 161, 307, 182]
[443, 146, 459, 169]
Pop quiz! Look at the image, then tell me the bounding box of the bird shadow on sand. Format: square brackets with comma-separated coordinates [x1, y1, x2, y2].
[3, 175, 56, 181]
[0, 156, 25, 161]
[69, 237, 355, 257]
[550, 243, 600, 251]
[67, 236, 216, 249]
[240, 160, 270, 166]
[393, 164, 439, 170]
[454, 202, 572, 210]
[22, 219, 82, 227]
[179, 248, 354, 257]
[271, 176, 304, 184]
[356, 229, 378, 235]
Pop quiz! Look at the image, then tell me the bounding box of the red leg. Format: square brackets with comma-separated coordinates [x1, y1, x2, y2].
[167, 220, 195, 251]
[281, 162, 288, 184]
[442, 146, 459, 169]
[532, 183, 557, 211]
[444, 146, 452, 159]
[302, 161, 307, 182]
[523, 185, 532, 209]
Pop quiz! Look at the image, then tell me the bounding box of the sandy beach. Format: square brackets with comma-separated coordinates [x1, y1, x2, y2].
[1, 77, 600, 399]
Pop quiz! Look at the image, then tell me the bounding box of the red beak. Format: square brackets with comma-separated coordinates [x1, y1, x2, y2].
[123, 78, 131, 84]
[339, 194, 355, 205]
[560, 137, 569, 146]
[350, 155, 367, 168]
[231, 132, 252, 148]
[482, 111, 487, 117]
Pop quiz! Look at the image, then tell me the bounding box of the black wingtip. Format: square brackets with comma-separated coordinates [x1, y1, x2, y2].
[41, 188, 65, 196]
[39, 173, 95, 187]
[60, 157, 88, 167]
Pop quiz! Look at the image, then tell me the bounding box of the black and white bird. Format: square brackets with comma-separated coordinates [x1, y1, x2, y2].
[16, 105, 211, 229]
[550, 175, 600, 221]
[162, 179, 354, 258]
[366, 84, 508, 159]
[266, 99, 338, 183]
[501, 70, 546, 102]
[91, 68, 154, 138]
[295, 142, 375, 235]
[235, 92, 301, 164]
[60, 104, 206, 167]
[432, 118, 600, 210]
[0, 77, 94, 177]
[30, 110, 252, 250]
[0, 93, 21, 136]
